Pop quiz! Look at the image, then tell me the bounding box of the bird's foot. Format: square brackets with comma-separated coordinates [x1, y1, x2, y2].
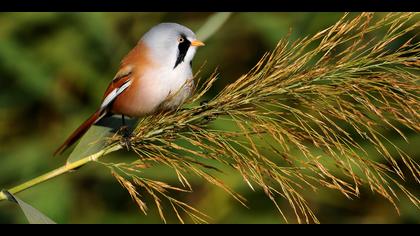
[119, 125, 132, 151]
[200, 114, 217, 125]
[200, 100, 209, 107]
[198, 100, 217, 125]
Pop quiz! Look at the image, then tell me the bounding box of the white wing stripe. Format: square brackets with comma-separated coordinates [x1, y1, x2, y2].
[100, 80, 132, 110]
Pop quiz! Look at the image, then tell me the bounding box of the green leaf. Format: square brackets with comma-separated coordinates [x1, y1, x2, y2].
[67, 116, 138, 164]
[196, 12, 232, 42]
[3, 190, 56, 224]
[67, 125, 113, 164]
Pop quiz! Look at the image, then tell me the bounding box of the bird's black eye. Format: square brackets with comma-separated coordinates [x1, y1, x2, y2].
[178, 37, 185, 43]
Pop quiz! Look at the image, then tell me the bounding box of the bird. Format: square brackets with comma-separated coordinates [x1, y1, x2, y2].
[54, 23, 205, 156]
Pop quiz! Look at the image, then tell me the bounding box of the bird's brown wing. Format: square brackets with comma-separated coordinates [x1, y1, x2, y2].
[99, 65, 134, 111]
[54, 66, 134, 156]
[100, 42, 153, 112]
[54, 42, 150, 156]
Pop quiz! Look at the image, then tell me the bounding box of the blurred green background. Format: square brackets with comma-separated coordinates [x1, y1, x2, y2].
[0, 12, 418, 224]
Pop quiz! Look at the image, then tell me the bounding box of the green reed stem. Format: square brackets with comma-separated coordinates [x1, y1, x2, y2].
[0, 144, 122, 202]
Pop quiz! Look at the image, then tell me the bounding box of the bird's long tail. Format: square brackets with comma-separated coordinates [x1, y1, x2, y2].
[54, 110, 103, 156]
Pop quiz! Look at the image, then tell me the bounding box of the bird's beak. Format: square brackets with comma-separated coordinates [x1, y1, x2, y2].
[191, 40, 205, 47]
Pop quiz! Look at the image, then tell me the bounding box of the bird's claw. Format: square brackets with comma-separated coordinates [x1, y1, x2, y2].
[119, 126, 132, 151]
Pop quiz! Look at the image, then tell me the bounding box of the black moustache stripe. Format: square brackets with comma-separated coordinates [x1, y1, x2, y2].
[174, 38, 191, 69]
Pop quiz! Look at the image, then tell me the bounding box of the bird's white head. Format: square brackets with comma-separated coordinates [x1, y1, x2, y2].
[140, 23, 205, 70]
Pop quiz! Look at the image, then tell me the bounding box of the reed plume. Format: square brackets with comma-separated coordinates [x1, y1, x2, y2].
[99, 12, 420, 223]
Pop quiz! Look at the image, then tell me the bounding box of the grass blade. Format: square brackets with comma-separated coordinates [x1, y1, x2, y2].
[2, 190, 56, 224]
